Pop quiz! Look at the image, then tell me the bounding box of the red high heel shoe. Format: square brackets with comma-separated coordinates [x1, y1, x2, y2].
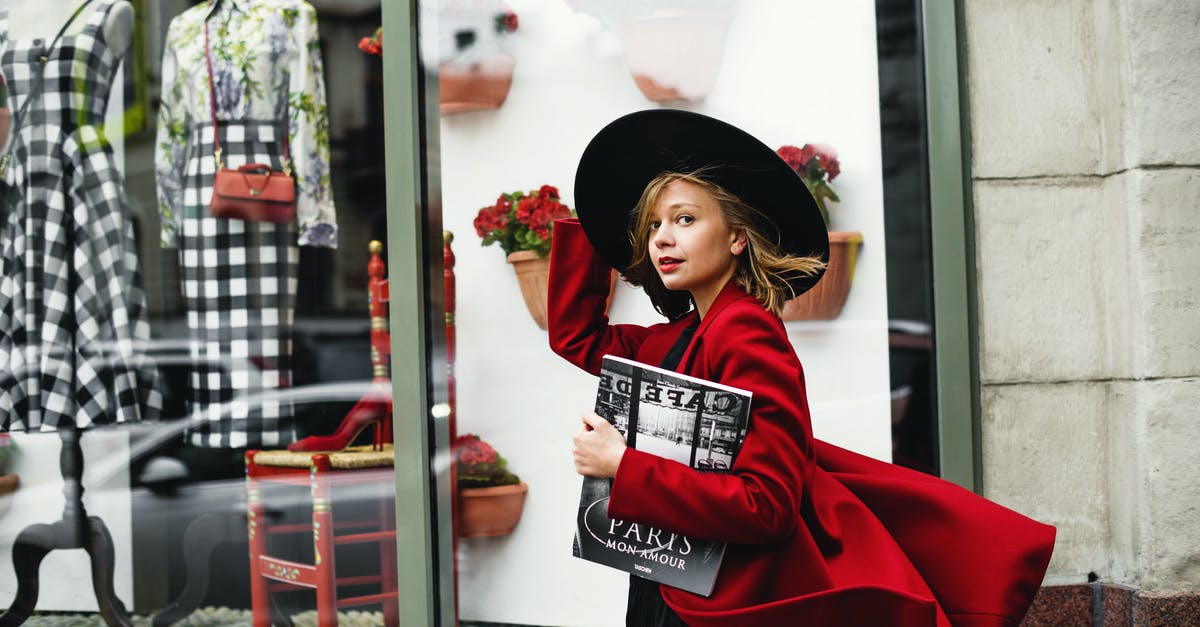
[288, 383, 393, 452]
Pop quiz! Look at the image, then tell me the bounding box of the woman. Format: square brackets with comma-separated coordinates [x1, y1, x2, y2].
[548, 110, 1055, 627]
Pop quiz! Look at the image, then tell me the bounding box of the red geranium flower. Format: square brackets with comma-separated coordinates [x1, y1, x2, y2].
[358, 27, 383, 57]
[495, 11, 519, 34]
[453, 434, 520, 488]
[474, 184, 574, 258]
[776, 143, 842, 226]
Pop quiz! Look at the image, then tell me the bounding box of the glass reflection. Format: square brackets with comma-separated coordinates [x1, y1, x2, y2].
[0, 0, 396, 622]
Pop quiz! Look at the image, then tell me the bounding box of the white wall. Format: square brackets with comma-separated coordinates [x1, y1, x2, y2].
[437, 1, 888, 624]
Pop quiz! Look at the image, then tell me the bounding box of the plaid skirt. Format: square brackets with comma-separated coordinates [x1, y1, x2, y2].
[176, 120, 298, 448]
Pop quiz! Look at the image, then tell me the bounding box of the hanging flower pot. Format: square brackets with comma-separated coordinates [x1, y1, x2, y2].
[0, 108, 9, 152]
[507, 252, 619, 330]
[454, 433, 527, 538]
[476, 185, 616, 330]
[458, 481, 529, 538]
[780, 231, 863, 321]
[619, 8, 734, 102]
[773, 143, 859, 320]
[440, 54, 516, 116]
[437, 7, 520, 115]
[507, 250, 551, 329]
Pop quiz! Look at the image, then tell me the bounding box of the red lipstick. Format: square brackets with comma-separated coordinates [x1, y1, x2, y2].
[658, 257, 682, 273]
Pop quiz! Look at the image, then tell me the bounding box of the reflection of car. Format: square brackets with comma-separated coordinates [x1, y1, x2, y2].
[52, 378, 393, 621]
[710, 438, 736, 454]
[0, 311, 397, 619]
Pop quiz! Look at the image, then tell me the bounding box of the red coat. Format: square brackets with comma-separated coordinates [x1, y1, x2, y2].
[548, 219, 1054, 627]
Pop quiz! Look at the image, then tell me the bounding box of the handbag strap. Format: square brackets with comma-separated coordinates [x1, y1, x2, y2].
[1, 0, 96, 178]
[203, 5, 291, 175]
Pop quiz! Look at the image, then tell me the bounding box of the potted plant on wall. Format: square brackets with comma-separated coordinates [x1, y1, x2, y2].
[776, 143, 863, 320]
[439, 5, 520, 115]
[358, 6, 520, 115]
[454, 433, 527, 538]
[0, 75, 10, 151]
[565, 0, 738, 102]
[620, 4, 736, 102]
[473, 185, 574, 329]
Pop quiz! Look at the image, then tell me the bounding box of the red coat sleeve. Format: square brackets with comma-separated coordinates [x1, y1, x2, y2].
[547, 219, 664, 375]
[608, 301, 814, 545]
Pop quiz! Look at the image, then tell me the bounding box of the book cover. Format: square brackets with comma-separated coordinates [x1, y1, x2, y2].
[572, 355, 753, 597]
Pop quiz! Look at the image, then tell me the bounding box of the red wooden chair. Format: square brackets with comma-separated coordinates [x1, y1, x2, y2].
[244, 234, 458, 625]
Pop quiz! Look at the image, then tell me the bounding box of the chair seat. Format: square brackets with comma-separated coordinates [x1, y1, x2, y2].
[246, 444, 398, 626]
[251, 444, 394, 470]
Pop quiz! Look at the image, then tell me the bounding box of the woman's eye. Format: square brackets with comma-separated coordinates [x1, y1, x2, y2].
[677, 215, 694, 225]
[649, 221, 661, 230]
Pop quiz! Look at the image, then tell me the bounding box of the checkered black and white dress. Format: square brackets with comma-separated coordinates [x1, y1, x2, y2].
[156, 0, 338, 448]
[176, 121, 298, 448]
[0, 1, 162, 431]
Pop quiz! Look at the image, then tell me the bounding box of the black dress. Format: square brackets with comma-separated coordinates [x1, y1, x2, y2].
[625, 319, 698, 627]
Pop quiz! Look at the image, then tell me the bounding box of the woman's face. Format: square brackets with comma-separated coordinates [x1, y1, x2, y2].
[647, 179, 744, 314]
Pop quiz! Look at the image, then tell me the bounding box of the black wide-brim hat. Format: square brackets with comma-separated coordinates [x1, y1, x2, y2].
[574, 109, 829, 297]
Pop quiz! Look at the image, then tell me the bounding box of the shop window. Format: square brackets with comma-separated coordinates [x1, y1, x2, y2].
[0, 0, 398, 621]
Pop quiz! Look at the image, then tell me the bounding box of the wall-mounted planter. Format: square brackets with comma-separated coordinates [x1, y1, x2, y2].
[620, 9, 733, 102]
[458, 481, 528, 538]
[507, 251, 618, 330]
[440, 54, 516, 116]
[507, 250, 550, 329]
[0, 107, 10, 152]
[780, 231, 863, 321]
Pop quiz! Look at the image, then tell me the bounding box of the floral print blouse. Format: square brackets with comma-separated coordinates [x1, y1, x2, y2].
[155, 0, 337, 248]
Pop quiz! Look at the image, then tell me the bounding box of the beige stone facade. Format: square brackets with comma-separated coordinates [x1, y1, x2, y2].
[965, 0, 1200, 595]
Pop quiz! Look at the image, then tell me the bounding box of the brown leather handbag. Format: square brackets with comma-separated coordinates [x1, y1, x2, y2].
[204, 16, 296, 223]
[211, 163, 296, 223]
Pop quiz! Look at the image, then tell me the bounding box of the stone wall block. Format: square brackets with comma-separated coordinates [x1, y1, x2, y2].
[1137, 378, 1200, 591]
[965, 1, 1109, 178]
[981, 382, 1112, 580]
[1126, 0, 1200, 166]
[1133, 169, 1200, 378]
[975, 177, 1135, 383]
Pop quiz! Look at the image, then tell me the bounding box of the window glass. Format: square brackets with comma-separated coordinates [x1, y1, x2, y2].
[876, 0, 939, 475]
[419, 0, 941, 624]
[0, 0, 396, 621]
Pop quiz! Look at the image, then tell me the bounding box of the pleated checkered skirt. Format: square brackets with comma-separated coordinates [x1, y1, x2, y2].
[176, 120, 298, 448]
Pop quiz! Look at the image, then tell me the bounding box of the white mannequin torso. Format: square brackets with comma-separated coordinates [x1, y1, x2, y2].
[0, 0, 131, 169]
[0, 0, 132, 57]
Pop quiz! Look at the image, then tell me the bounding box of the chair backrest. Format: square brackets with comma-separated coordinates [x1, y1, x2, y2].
[368, 240, 390, 383]
[366, 234, 456, 428]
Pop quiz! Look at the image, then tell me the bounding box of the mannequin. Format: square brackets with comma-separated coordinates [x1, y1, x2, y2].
[155, 0, 337, 449]
[0, 0, 155, 623]
[0, 0, 131, 54]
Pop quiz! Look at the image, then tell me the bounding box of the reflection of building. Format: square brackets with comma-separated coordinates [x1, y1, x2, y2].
[595, 389, 631, 433]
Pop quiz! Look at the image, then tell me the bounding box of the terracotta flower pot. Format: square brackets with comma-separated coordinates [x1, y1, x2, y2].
[780, 231, 863, 321]
[0, 108, 10, 151]
[458, 481, 528, 538]
[621, 9, 733, 102]
[439, 54, 516, 116]
[507, 250, 551, 329]
[507, 250, 618, 330]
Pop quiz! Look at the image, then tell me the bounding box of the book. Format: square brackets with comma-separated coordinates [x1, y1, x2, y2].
[572, 355, 753, 597]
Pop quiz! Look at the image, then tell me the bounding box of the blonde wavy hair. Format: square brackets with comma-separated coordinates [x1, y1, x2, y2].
[623, 170, 826, 318]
